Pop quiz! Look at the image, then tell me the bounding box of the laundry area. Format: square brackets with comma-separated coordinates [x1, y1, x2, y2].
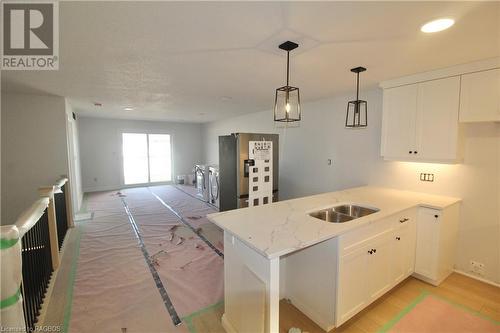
[67, 185, 224, 333]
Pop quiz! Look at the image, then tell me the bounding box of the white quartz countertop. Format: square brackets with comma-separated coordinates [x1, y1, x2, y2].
[207, 186, 461, 259]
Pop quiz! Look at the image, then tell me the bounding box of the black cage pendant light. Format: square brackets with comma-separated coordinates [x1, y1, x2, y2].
[345, 66, 368, 128]
[274, 41, 301, 123]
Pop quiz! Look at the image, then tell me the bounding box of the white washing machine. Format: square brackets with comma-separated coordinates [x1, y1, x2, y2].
[208, 165, 220, 209]
[195, 164, 209, 201]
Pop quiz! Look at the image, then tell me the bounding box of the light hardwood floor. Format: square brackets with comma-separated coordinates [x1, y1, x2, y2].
[279, 273, 500, 333]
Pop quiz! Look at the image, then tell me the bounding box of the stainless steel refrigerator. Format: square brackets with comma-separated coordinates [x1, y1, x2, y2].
[218, 133, 279, 211]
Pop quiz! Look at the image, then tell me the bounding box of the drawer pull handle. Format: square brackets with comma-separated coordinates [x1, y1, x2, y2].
[396, 237, 401, 241]
[399, 218, 409, 223]
[368, 250, 373, 254]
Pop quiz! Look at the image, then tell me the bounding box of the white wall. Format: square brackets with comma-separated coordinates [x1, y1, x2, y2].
[79, 117, 203, 192]
[202, 89, 500, 284]
[1, 91, 2, 221]
[369, 124, 500, 285]
[1, 92, 69, 225]
[65, 101, 84, 213]
[203, 90, 383, 200]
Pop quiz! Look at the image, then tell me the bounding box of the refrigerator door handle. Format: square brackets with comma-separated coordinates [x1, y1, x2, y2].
[243, 159, 255, 178]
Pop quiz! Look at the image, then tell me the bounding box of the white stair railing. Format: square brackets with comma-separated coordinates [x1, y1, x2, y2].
[1, 197, 51, 331]
[1, 176, 75, 332]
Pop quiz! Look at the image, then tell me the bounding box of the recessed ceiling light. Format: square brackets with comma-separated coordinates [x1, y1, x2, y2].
[123, 107, 134, 111]
[421, 18, 455, 33]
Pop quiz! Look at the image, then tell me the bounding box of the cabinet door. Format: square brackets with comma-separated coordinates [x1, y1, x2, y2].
[415, 76, 460, 161]
[460, 69, 500, 122]
[367, 233, 393, 302]
[336, 246, 369, 326]
[392, 223, 412, 283]
[381, 84, 418, 158]
[415, 208, 440, 280]
[392, 211, 417, 284]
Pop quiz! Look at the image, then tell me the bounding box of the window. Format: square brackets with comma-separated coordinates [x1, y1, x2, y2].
[148, 134, 172, 182]
[122, 133, 172, 185]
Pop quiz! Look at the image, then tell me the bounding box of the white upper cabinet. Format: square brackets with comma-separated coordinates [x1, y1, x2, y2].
[415, 77, 460, 161]
[381, 84, 418, 158]
[380, 59, 499, 163]
[381, 77, 460, 162]
[459, 69, 500, 123]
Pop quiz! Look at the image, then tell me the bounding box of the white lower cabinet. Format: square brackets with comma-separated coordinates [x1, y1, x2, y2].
[414, 208, 440, 280]
[366, 232, 394, 302]
[284, 204, 459, 330]
[392, 210, 417, 284]
[336, 245, 369, 325]
[336, 224, 397, 326]
[414, 205, 459, 285]
[336, 208, 420, 327]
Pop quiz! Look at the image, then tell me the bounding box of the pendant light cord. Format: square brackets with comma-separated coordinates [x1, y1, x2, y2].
[286, 51, 290, 86]
[356, 72, 360, 102]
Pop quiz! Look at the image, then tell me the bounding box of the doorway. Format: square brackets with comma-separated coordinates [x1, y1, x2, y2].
[122, 133, 172, 185]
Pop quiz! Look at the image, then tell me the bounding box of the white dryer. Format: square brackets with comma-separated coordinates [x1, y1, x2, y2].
[195, 164, 209, 202]
[208, 165, 220, 209]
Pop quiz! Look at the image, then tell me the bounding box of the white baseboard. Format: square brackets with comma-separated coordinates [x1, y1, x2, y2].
[76, 192, 84, 212]
[221, 313, 237, 333]
[74, 212, 93, 221]
[287, 297, 334, 332]
[83, 181, 174, 193]
[412, 272, 446, 286]
[82, 184, 123, 193]
[453, 269, 500, 288]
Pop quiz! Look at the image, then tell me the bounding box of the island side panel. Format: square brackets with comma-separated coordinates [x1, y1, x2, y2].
[283, 238, 338, 331]
[222, 231, 280, 333]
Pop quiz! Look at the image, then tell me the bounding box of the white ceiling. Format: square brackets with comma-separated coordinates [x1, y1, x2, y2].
[2, 1, 499, 123]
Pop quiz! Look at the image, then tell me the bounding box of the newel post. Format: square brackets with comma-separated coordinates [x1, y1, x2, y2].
[38, 186, 60, 270]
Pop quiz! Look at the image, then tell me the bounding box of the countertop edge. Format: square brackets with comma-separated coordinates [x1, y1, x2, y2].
[208, 188, 462, 260]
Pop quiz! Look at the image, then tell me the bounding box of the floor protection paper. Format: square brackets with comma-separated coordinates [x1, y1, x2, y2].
[67, 186, 224, 333]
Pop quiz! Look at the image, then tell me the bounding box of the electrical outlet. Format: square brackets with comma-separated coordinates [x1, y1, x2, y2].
[420, 173, 434, 182]
[327, 159, 333, 166]
[470, 260, 485, 276]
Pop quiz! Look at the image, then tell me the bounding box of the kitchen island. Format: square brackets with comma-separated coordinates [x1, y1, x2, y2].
[207, 186, 461, 333]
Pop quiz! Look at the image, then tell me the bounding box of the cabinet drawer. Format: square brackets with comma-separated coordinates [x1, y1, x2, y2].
[339, 208, 417, 255]
[338, 217, 394, 254]
[393, 208, 417, 228]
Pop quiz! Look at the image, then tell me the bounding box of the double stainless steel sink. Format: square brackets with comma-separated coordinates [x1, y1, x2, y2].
[309, 204, 379, 223]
